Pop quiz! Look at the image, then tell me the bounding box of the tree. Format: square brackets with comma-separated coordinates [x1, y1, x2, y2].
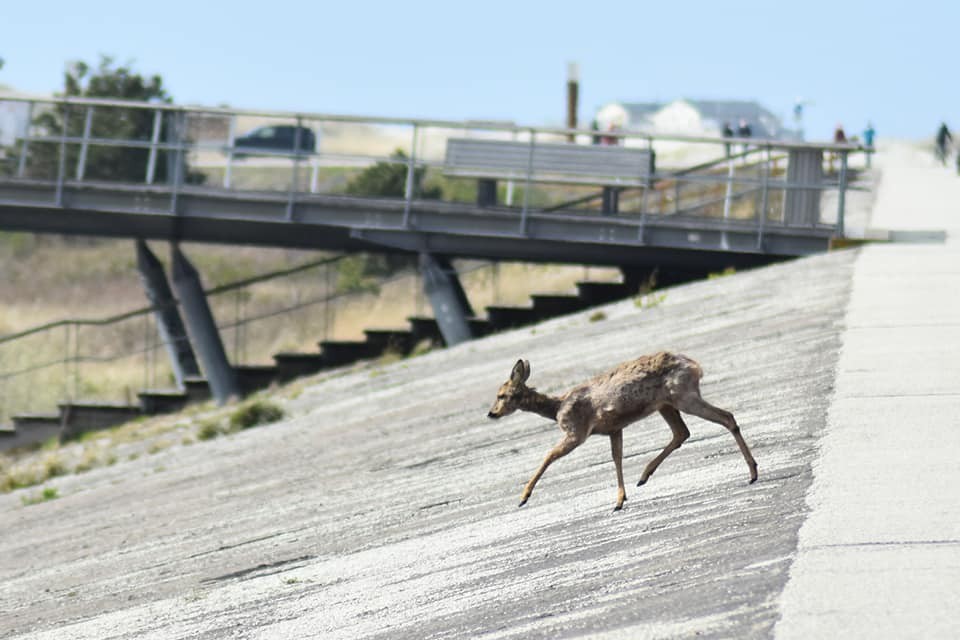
[344, 149, 440, 200]
[342, 149, 440, 276]
[26, 56, 199, 184]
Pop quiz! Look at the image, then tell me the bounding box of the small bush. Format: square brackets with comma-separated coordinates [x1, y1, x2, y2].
[197, 419, 224, 441]
[708, 266, 737, 280]
[229, 400, 285, 431]
[634, 292, 667, 310]
[21, 486, 58, 506]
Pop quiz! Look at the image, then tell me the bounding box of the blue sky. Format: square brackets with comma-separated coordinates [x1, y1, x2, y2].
[1, 0, 954, 141]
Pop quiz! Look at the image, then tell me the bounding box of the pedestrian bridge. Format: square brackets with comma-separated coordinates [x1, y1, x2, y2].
[0, 96, 868, 273]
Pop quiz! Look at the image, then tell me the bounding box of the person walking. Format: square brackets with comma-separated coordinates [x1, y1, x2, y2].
[935, 122, 952, 165]
[863, 122, 876, 168]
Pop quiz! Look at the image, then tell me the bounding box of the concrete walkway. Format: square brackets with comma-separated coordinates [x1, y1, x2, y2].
[775, 142, 960, 638]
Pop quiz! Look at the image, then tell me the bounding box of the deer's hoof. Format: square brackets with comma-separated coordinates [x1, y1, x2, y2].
[636, 478, 647, 487]
[518, 498, 528, 508]
[613, 504, 624, 512]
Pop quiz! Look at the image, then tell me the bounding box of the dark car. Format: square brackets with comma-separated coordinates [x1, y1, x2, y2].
[233, 125, 317, 156]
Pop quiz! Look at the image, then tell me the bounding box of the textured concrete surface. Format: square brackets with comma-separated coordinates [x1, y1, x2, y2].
[2, 142, 955, 639]
[774, 142, 960, 638]
[0, 244, 856, 639]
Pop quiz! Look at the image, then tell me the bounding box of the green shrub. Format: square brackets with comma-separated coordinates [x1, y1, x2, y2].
[197, 419, 223, 441]
[21, 486, 58, 506]
[229, 400, 285, 431]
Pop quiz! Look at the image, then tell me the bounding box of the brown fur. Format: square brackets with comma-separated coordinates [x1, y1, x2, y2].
[487, 352, 758, 511]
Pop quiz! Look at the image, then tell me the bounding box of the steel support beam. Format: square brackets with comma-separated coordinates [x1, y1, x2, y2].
[170, 245, 239, 404]
[419, 253, 474, 346]
[135, 240, 201, 388]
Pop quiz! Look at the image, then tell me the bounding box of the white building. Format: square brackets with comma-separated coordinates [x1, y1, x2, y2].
[0, 86, 35, 146]
[596, 98, 787, 140]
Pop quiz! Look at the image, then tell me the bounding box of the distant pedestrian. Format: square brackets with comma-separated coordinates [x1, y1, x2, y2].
[830, 124, 847, 173]
[736, 118, 752, 156]
[863, 122, 876, 167]
[935, 122, 952, 165]
[833, 123, 847, 143]
[590, 119, 601, 145]
[722, 121, 734, 157]
[602, 122, 621, 146]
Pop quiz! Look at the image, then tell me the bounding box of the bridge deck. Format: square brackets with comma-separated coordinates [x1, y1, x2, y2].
[0, 178, 834, 270]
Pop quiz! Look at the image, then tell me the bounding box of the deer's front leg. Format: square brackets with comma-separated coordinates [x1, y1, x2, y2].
[519, 434, 581, 507]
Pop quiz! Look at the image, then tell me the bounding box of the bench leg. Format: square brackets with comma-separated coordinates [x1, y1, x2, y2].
[602, 187, 620, 215]
[477, 179, 498, 207]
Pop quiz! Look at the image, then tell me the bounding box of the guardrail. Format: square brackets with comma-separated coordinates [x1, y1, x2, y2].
[0, 96, 871, 237]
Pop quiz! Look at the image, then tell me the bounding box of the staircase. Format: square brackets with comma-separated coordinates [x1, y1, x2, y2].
[2, 272, 646, 450]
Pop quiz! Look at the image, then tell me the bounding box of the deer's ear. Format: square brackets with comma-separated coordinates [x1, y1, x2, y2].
[511, 359, 530, 383]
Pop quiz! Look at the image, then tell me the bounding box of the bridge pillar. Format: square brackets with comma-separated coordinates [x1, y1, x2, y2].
[601, 187, 620, 214]
[420, 253, 474, 346]
[136, 240, 201, 388]
[477, 179, 497, 207]
[784, 149, 823, 226]
[170, 245, 239, 404]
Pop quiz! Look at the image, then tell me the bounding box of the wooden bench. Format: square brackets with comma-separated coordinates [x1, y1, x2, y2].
[444, 138, 656, 213]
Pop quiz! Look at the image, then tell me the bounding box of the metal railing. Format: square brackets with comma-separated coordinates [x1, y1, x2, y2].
[0, 96, 871, 237]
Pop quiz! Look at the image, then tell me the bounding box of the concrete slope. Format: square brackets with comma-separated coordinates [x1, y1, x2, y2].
[0, 248, 857, 639]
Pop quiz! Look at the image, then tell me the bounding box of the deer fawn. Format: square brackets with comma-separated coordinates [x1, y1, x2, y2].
[487, 352, 758, 511]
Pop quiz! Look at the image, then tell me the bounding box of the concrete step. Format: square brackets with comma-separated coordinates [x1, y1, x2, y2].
[485, 305, 539, 330]
[1, 414, 63, 451]
[319, 340, 379, 368]
[138, 390, 190, 416]
[234, 365, 279, 396]
[364, 329, 415, 355]
[59, 403, 142, 440]
[273, 352, 327, 382]
[406, 316, 492, 346]
[575, 281, 634, 305]
[530, 294, 590, 317]
[183, 377, 211, 404]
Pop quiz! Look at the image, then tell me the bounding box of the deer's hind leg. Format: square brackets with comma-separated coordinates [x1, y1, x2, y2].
[610, 430, 627, 511]
[637, 407, 690, 487]
[519, 433, 582, 507]
[678, 394, 758, 484]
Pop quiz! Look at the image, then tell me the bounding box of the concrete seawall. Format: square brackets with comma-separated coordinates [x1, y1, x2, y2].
[0, 142, 954, 639]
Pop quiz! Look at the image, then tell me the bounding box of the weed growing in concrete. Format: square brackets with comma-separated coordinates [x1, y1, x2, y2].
[634, 292, 667, 310]
[21, 486, 58, 506]
[229, 400, 285, 431]
[708, 267, 737, 280]
[197, 419, 224, 441]
[589, 310, 607, 323]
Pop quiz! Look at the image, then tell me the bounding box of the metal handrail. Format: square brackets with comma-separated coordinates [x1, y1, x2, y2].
[0, 94, 870, 152]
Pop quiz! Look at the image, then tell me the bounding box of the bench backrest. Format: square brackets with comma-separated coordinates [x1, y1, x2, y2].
[444, 138, 655, 185]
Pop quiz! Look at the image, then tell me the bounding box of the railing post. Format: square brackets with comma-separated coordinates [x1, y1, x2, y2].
[836, 150, 848, 237]
[758, 146, 770, 250]
[286, 115, 304, 221]
[520, 129, 536, 235]
[223, 114, 236, 189]
[17, 101, 34, 178]
[168, 111, 186, 214]
[75, 106, 94, 182]
[145, 108, 163, 185]
[55, 104, 70, 207]
[402, 123, 419, 228]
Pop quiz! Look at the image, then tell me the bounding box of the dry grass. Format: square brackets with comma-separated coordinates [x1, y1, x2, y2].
[0, 234, 622, 424]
